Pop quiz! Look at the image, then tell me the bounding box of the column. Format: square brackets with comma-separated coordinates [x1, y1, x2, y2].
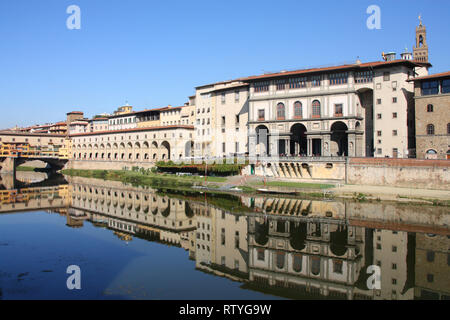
[307, 138, 312, 157]
[348, 133, 356, 157]
[322, 134, 331, 157]
[285, 139, 290, 156]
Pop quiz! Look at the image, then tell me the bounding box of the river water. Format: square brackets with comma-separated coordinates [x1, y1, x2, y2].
[0, 172, 449, 300]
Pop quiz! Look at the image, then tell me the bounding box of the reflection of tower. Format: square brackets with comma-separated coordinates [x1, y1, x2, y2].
[413, 17, 429, 62]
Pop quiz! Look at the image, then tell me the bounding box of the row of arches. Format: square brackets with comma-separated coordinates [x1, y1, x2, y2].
[255, 120, 353, 157]
[72, 141, 171, 161]
[71, 185, 194, 218]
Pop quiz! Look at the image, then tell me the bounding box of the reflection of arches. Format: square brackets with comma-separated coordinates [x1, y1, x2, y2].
[330, 225, 348, 256]
[276, 252, 285, 269]
[255, 125, 269, 156]
[290, 123, 307, 156]
[255, 219, 269, 246]
[330, 121, 348, 156]
[290, 222, 307, 250]
[293, 254, 303, 273]
[161, 200, 171, 217]
[185, 202, 194, 218]
[311, 257, 321, 275]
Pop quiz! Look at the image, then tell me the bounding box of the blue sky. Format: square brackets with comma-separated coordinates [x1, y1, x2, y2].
[0, 0, 449, 129]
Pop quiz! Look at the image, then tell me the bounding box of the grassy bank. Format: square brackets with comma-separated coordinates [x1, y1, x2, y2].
[156, 161, 247, 176]
[61, 169, 227, 188]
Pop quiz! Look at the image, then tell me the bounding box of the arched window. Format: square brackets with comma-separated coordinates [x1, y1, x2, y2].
[277, 103, 285, 120]
[293, 255, 302, 272]
[276, 252, 285, 269]
[312, 100, 321, 118]
[294, 101, 302, 119]
[427, 104, 433, 112]
[427, 124, 435, 135]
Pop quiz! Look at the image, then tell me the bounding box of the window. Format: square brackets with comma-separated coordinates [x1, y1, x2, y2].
[258, 109, 265, 121]
[393, 97, 397, 103]
[293, 255, 302, 272]
[312, 100, 321, 118]
[422, 80, 439, 95]
[427, 104, 433, 112]
[393, 148, 398, 158]
[276, 252, 285, 269]
[235, 115, 240, 125]
[427, 274, 434, 283]
[221, 92, 226, 103]
[393, 130, 398, 136]
[392, 246, 397, 252]
[355, 71, 373, 83]
[427, 124, 435, 135]
[289, 77, 307, 89]
[392, 81, 397, 91]
[235, 142, 239, 153]
[334, 104, 343, 117]
[392, 279, 397, 285]
[276, 79, 286, 90]
[377, 99, 382, 105]
[254, 81, 269, 92]
[257, 249, 265, 261]
[221, 116, 225, 126]
[377, 113, 382, 119]
[377, 148, 382, 155]
[222, 143, 225, 153]
[333, 260, 343, 274]
[442, 79, 450, 94]
[393, 112, 398, 118]
[276, 103, 285, 120]
[235, 90, 239, 101]
[294, 101, 302, 118]
[392, 263, 397, 270]
[311, 75, 321, 87]
[383, 72, 390, 81]
[427, 251, 435, 262]
[377, 131, 382, 136]
[448, 123, 450, 134]
[329, 72, 348, 85]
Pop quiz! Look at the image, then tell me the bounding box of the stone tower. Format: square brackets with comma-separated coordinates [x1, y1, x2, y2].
[413, 17, 429, 62]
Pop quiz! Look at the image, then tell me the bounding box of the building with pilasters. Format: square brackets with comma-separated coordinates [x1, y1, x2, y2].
[245, 59, 429, 158]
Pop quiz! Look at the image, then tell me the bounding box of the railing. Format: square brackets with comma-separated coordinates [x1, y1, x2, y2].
[0, 143, 66, 159]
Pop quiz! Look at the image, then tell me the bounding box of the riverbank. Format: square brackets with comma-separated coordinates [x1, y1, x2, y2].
[60, 168, 450, 206]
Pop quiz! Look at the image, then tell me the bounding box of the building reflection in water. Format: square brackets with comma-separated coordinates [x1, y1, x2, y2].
[0, 176, 448, 300]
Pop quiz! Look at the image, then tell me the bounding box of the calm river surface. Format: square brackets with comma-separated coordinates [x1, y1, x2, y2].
[0, 173, 449, 300]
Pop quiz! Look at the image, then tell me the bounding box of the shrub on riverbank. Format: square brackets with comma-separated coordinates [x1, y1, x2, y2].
[155, 161, 246, 176]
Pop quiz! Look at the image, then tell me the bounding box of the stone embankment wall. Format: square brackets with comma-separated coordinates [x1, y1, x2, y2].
[347, 158, 450, 190]
[242, 158, 450, 190]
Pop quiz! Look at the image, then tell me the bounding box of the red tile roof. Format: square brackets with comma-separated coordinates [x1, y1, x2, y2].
[408, 71, 450, 82]
[69, 125, 194, 137]
[239, 60, 431, 82]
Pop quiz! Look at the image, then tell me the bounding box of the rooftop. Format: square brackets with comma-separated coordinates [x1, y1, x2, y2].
[408, 71, 450, 82]
[239, 59, 431, 82]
